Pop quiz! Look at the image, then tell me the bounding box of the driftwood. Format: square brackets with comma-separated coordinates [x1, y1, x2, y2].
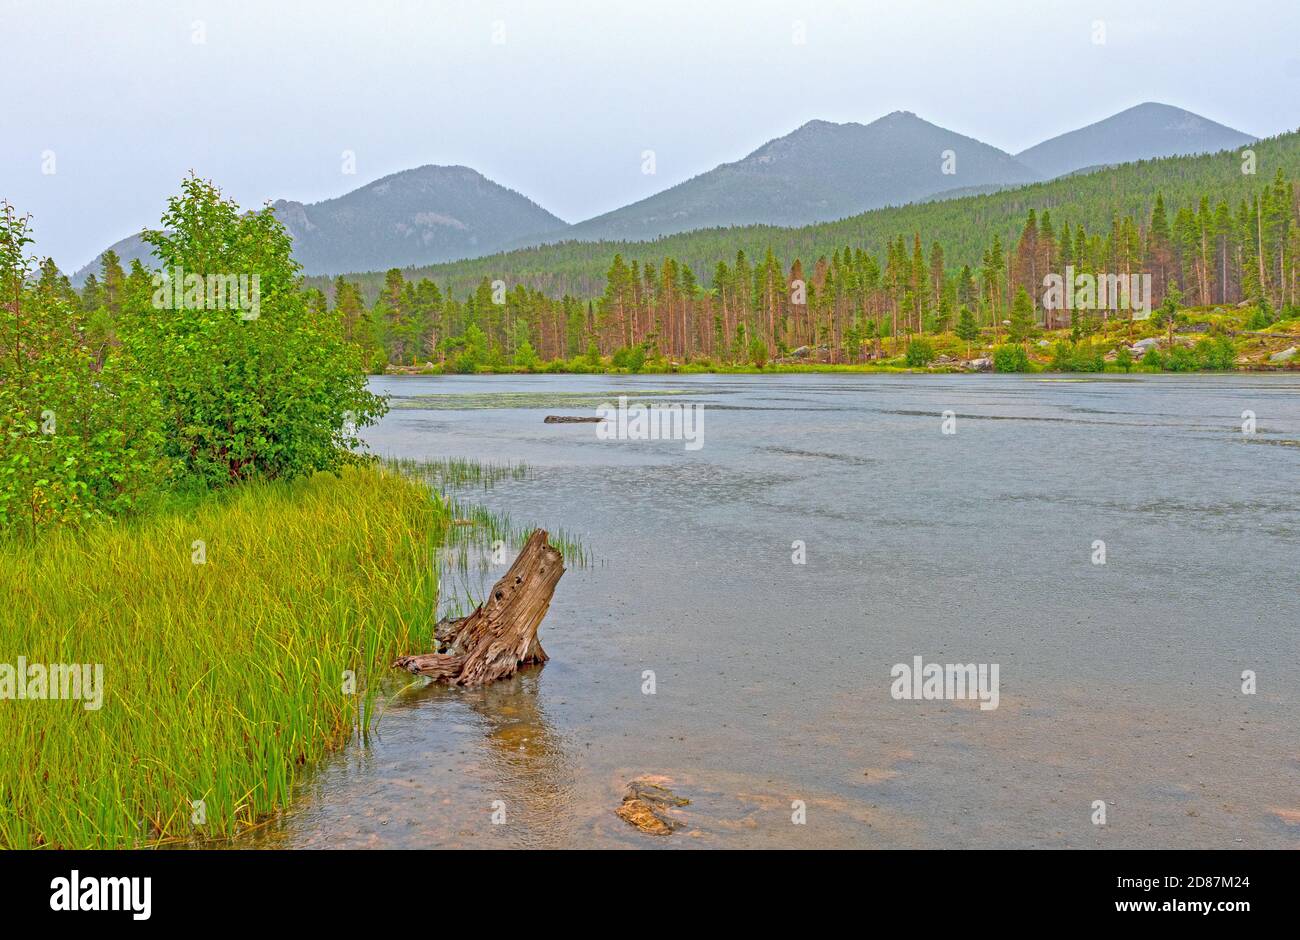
[543, 415, 601, 423]
[394, 529, 564, 687]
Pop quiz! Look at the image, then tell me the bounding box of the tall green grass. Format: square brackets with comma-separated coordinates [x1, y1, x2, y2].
[0, 466, 443, 848]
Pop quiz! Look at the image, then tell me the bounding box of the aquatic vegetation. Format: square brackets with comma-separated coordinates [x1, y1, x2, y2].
[387, 389, 692, 410]
[385, 456, 528, 490]
[385, 458, 591, 620]
[0, 466, 441, 848]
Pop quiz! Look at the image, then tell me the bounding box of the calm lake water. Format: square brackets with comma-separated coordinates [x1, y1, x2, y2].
[248, 373, 1300, 848]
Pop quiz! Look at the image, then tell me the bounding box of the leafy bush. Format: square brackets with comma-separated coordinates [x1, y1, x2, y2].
[1049, 341, 1104, 372]
[1195, 335, 1237, 370]
[904, 338, 936, 367]
[1165, 345, 1200, 371]
[1, 204, 169, 537]
[992, 344, 1030, 372]
[512, 339, 540, 371]
[1245, 298, 1275, 330]
[124, 176, 386, 487]
[611, 345, 646, 371]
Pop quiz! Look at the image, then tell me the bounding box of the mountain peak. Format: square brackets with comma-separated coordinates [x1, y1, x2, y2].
[75, 165, 569, 281]
[1015, 103, 1254, 178]
[558, 113, 1038, 243]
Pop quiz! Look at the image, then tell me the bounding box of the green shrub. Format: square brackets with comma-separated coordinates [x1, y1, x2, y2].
[904, 338, 936, 367]
[124, 176, 386, 488]
[1165, 345, 1200, 371]
[992, 344, 1031, 372]
[1195, 335, 1237, 370]
[1, 205, 169, 537]
[512, 340, 540, 371]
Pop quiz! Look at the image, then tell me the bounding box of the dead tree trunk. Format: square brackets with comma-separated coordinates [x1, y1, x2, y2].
[393, 529, 565, 687]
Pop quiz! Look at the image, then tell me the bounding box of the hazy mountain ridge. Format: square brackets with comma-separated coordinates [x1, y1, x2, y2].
[1014, 102, 1255, 178]
[313, 126, 1300, 303]
[548, 112, 1043, 243]
[270, 165, 569, 274]
[73, 165, 569, 282]
[73, 103, 1262, 282]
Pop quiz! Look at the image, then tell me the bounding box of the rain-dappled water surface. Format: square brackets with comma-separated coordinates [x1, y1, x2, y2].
[248, 374, 1300, 848]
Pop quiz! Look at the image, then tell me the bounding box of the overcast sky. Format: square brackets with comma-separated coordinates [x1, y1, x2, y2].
[3, 0, 1298, 271]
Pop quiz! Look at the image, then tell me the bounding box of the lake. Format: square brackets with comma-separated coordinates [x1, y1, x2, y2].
[247, 373, 1300, 848]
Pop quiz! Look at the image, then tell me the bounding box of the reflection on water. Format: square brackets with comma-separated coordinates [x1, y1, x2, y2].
[246, 374, 1300, 849]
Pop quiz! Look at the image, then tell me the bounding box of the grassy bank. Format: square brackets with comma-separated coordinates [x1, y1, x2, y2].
[0, 465, 443, 848]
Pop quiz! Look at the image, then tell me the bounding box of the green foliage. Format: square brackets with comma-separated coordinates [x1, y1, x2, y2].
[1114, 346, 1134, 372]
[611, 344, 647, 372]
[1165, 344, 1201, 372]
[1008, 287, 1037, 343]
[1049, 341, 1105, 372]
[992, 344, 1031, 372]
[1245, 297, 1276, 330]
[512, 339, 540, 371]
[748, 336, 769, 368]
[121, 176, 386, 488]
[1, 202, 168, 537]
[1195, 335, 1237, 370]
[904, 338, 936, 367]
[955, 306, 980, 344]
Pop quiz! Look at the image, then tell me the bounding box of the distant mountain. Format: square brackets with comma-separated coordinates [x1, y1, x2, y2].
[554, 112, 1042, 242]
[74, 165, 569, 282]
[271, 165, 568, 274]
[327, 127, 1300, 303]
[1014, 102, 1255, 179]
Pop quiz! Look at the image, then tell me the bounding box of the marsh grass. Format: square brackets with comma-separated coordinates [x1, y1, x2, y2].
[384, 456, 528, 490]
[384, 458, 591, 620]
[0, 466, 443, 848]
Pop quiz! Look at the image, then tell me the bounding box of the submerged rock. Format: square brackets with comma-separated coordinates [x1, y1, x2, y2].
[616, 778, 690, 835]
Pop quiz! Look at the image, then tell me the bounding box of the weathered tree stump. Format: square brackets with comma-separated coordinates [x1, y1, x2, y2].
[394, 529, 565, 687]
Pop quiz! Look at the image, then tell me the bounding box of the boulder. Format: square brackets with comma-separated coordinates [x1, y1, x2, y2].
[1269, 346, 1297, 363]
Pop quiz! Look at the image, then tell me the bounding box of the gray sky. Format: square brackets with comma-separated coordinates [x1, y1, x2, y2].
[3, 0, 1298, 271]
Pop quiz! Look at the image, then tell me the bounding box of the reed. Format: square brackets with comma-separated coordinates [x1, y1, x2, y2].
[0, 465, 443, 848]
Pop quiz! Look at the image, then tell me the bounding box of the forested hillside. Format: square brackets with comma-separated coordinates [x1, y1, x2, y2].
[287, 164, 1299, 372]
[313, 130, 1299, 306]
